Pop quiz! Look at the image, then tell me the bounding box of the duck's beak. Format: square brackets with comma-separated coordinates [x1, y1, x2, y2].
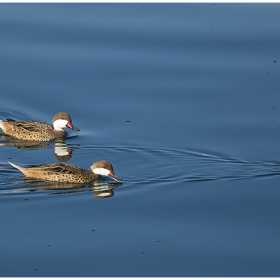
[109, 172, 122, 182]
[67, 122, 80, 132]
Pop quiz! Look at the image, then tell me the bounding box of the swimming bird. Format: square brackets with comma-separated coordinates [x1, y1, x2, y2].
[9, 160, 122, 183]
[0, 112, 79, 141]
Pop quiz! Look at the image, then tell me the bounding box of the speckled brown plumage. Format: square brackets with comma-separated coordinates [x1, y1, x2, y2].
[0, 112, 79, 141]
[9, 160, 122, 183]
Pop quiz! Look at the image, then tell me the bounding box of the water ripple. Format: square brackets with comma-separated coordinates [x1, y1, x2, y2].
[1, 144, 280, 196]
[69, 144, 280, 183]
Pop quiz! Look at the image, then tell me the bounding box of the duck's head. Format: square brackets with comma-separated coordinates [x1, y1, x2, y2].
[90, 160, 122, 182]
[52, 112, 80, 132]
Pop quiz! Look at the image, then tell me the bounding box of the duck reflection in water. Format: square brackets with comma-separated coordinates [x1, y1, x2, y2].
[53, 140, 75, 162]
[18, 179, 122, 199]
[0, 136, 76, 162]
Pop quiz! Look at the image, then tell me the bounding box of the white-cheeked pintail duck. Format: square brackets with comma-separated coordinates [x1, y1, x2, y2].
[0, 112, 79, 141]
[9, 160, 122, 183]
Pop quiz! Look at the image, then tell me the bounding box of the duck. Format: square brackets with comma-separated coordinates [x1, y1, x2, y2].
[0, 112, 79, 141]
[9, 160, 122, 183]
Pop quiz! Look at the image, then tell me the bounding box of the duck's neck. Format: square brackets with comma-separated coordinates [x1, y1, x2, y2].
[54, 130, 67, 138]
[88, 167, 100, 180]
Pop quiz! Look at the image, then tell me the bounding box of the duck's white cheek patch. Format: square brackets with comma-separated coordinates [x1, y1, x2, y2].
[53, 119, 68, 130]
[93, 168, 110, 176]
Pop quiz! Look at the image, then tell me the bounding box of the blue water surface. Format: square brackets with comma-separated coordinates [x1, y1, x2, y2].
[1, 3, 280, 277]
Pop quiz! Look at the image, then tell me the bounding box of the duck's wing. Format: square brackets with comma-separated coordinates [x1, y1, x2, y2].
[27, 163, 84, 175]
[7, 120, 53, 132]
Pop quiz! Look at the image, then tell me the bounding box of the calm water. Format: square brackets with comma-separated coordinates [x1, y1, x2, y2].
[1, 3, 280, 277]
